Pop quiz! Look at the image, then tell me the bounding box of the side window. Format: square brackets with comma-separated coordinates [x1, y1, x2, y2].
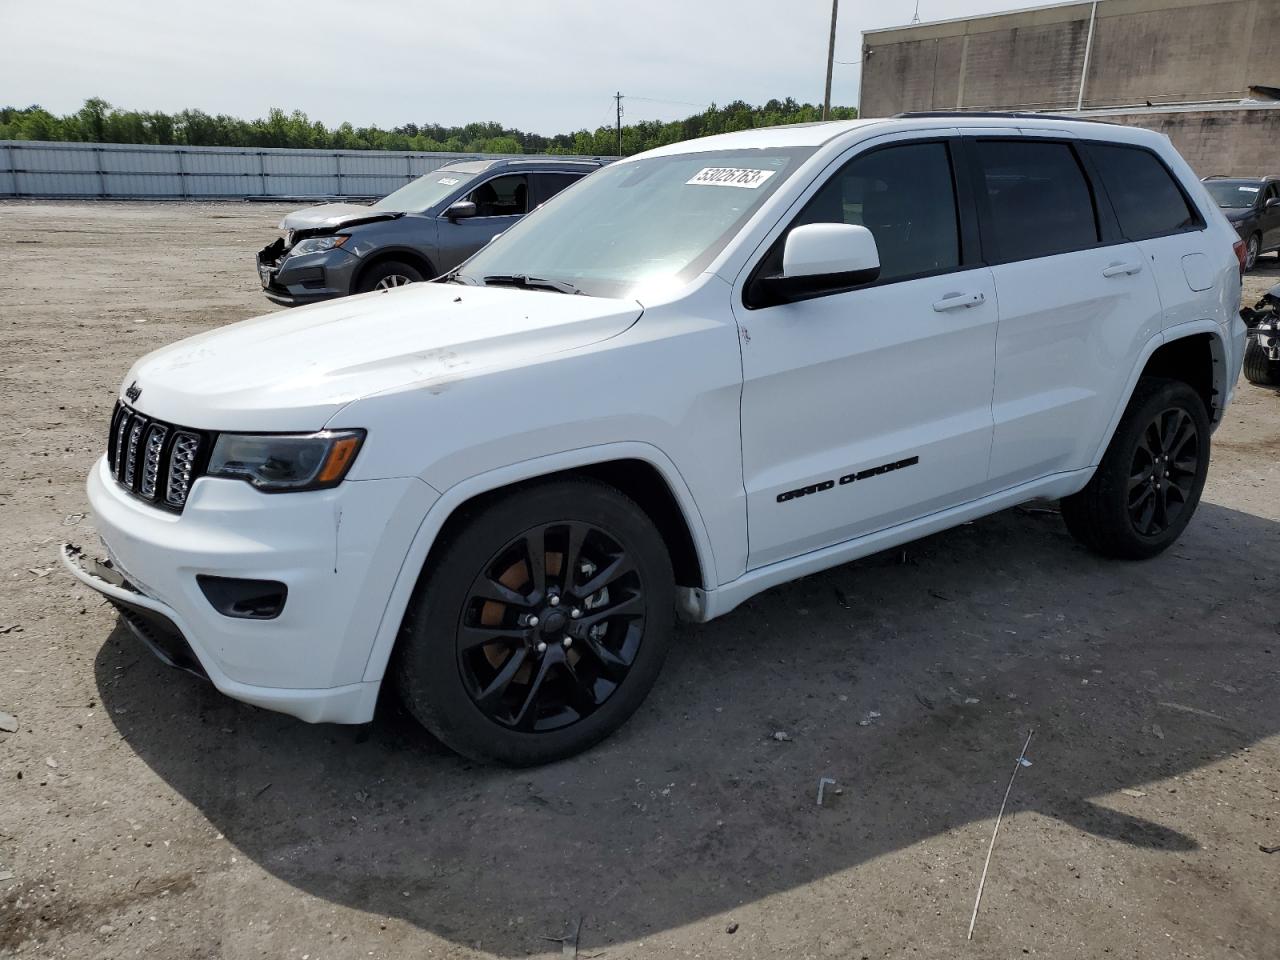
[973, 140, 1099, 262]
[1089, 143, 1199, 241]
[761, 141, 961, 284]
[532, 173, 579, 207]
[468, 174, 528, 217]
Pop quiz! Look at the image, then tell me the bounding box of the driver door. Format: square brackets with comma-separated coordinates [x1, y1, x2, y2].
[734, 137, 998, 569]
[440, 173, 529, 264]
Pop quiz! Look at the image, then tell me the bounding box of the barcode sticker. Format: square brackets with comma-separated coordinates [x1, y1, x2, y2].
[686, 167, 776, 189]
[438, 177, 460, 185]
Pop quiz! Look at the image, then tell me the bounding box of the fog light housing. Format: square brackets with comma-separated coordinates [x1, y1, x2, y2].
[197, 575, 288, 620]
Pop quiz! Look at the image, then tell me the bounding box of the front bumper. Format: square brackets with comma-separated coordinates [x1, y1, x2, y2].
[65, 457, 438, 724]
[257, 242, 361, 307]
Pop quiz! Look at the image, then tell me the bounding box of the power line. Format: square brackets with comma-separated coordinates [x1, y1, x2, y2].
[626, 95, 708, 109]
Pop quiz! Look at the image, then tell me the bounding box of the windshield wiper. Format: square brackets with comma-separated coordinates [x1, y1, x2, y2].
[482, 274, 582, 295]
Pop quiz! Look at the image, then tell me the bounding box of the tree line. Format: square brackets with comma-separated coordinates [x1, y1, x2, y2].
[0, 98, 858, 156]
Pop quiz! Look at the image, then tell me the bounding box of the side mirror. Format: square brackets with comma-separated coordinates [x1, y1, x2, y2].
[445, 200, 477, 221]
[750, 223, 881, 307]
[1266, 197, 1280, 211]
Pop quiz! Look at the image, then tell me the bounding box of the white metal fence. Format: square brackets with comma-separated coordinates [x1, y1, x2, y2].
[0, 140, 609, 200]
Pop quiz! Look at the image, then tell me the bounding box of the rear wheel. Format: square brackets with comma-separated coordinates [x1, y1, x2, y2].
[1061, 377, 1209, 559]
[394, 478, 675, 765]
[356, 259, 425, 293]
[1243, 338, 1280, 386]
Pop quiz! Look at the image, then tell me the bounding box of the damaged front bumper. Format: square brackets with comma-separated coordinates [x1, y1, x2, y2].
[256, 238, 361, 307]
[62, 457, 438, 724]
[62, 545, 208, 679]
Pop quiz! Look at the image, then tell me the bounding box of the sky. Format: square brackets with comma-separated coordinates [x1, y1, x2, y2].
[0, 0, 1042, 134]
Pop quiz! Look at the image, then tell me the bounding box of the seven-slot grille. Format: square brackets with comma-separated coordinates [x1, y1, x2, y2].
[107, 402, 208, 512]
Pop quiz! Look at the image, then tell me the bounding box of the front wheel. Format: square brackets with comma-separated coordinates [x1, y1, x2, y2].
[394, 478, 675, 765]
[1245, 234, 1260, 272]
[1061, 377, 1210, 559]
[356, 259, 425, 293]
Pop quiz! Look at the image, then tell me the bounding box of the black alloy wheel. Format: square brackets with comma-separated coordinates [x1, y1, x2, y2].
[458, 521, 646, 732]
[394, 478, 675, 765]
[1060, 377, 1210, 560]
[1126, 407, 1200, 538]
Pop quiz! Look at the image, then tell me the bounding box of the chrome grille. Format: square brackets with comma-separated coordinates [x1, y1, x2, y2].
[166, 432, 201, 507]
[139, 424, 168, 499]
[107, 402, 208, 512]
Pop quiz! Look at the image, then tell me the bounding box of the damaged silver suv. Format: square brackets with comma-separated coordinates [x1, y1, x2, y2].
[256, 157, 601, 306]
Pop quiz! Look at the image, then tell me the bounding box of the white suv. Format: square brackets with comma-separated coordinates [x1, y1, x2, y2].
[64, 115, 1248, 764]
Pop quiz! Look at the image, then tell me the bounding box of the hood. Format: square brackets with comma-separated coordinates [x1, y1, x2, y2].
[279, 202, 400, 233]
[122, 284, 642, 432]
[1224, 208, 1254, 222]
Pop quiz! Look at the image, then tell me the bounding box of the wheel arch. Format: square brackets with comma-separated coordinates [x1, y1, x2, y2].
[351, 247, 437, 292]
[1088, 323, 1228, 468]
[359, 443, 718, 684]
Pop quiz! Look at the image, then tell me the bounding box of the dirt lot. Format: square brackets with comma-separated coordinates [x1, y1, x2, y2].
[0, 200, 1278, 960]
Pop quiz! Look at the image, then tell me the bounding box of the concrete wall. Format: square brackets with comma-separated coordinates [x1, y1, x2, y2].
[860, 0, 1280, 116]
[1080, 103, 1280, 176]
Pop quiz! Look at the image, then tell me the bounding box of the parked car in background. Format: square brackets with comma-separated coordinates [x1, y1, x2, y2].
[1201, 175, 1280, 270]
[256, 157, 602, 305]
[69, 115, 1245, 765]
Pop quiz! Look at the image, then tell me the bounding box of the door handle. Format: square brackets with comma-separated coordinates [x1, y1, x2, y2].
[932, 291, 985, 312]
[1102, 261, 1144, 278]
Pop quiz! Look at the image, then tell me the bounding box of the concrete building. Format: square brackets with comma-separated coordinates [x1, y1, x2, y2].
[859, 0, 1280, 175]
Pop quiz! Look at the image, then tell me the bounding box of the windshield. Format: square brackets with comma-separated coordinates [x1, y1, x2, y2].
[372, 169, 477, 212]
[1205, 180, 1261, 209]
[454, 147, 817, 298]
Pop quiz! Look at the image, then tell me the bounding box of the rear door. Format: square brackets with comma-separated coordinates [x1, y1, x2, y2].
[1261, 182, 1280, 250]
[735, 135, 1000, 568]
[530, 172, 582, 208]
[969, 136, 1164, 488]
[1084, 142, 1215, 332]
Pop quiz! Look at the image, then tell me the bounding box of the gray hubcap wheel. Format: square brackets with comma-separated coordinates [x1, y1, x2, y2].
[375, 274, 414, 290]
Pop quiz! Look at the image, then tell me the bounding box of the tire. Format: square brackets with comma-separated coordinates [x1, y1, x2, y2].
[1243, 338, 1280, 386]
[394, 478, 675, 766]
[1245, 234, 1260, 272]
[1060, 377, 1210, 560]
[356, 259, 425, 293]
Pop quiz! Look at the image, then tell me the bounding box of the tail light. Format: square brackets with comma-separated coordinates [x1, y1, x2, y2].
[1233, 239, 1247, 276]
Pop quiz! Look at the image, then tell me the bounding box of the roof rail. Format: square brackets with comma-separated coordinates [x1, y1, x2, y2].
[894, 111, 1112, 124]
[498, 157, 605, 167]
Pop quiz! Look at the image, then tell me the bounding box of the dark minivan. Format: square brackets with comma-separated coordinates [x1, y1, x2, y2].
[257, 157, 602, 306]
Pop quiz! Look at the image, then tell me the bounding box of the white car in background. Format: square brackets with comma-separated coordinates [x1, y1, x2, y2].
[65, 114, 1246, 765]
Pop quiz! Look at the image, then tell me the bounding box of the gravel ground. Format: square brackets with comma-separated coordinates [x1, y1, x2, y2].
[1, 201, 1278, 960]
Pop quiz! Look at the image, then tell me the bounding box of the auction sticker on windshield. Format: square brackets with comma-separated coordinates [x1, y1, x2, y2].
[686, 167, 777, 188]
[438, 177, 461, 185]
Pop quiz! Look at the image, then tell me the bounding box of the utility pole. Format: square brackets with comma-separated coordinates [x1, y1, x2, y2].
[615, 91, 624, 156]
[823, 0, 839, 120]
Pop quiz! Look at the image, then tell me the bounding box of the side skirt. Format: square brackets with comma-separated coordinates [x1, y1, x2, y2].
[677, 467, 1093, 623]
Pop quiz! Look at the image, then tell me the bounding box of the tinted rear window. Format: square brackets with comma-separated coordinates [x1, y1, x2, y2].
[974, 140, 1099, 262]
[1090, 144, 1199, 240]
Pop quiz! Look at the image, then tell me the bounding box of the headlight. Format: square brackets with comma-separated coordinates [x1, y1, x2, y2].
[288, 235, 350, 256]
[207, 430, 365, 492]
